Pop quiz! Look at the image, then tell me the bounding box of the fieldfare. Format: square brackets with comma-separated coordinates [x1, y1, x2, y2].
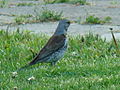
[20, 19, 70, 69]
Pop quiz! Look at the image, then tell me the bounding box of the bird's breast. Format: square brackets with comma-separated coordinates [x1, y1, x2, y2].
[46, 38, 68, 63]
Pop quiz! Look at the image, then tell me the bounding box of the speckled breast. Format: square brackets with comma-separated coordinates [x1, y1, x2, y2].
[47, 39, 68, 63]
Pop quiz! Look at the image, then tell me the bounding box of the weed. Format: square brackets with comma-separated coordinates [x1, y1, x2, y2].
[85, 15, 112, 24]
[17, 2, 37, 6]
[110, 28, 120, 54]
[110, 1, 118, 5]
[14, 8, 62, 24]
[44, 0, 69, 4]
[85, 15, 101, 24]
[0, 0, 7, 8]
[104, 16, 112, 23]
[35, 8, 63, 22]
[14, 15, 33, 24]
[14, 8, 63, 24]
[70, 0, 87, 5]
[44, 0, 87, 5]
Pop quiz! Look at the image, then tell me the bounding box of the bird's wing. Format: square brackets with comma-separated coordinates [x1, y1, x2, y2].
[29, 34, 66, 65]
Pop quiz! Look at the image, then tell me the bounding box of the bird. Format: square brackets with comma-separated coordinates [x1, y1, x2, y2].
[19, 19, 70, 70]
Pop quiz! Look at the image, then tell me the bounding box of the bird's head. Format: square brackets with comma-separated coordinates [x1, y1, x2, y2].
[54, 19, 70, 35]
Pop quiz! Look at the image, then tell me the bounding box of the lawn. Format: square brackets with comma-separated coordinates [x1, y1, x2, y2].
[0, 30, 120, 90]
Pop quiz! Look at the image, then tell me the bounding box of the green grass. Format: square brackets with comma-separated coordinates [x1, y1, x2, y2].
[110, 1, 119, 5]
[14, 8, 63, 24]
[14, 14, 33, 24]
[0, 0, 8, 8]
[0, 30, 120, 89]
[85, 15, 112, 24]
[44, 0, 87, 5]
[70, 0, 87, 5]
[35, 8, 63, 22]
[16, 2, 37, 6]
[83, 15, 112, 24]
[44, 0, 70, 4]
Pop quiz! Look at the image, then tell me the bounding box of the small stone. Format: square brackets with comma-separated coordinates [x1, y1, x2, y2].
[28, 76, 35, 81]
[12, 72, 18, 78]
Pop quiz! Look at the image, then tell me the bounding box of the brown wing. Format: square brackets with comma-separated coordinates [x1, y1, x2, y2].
[29, 34, 66, 65]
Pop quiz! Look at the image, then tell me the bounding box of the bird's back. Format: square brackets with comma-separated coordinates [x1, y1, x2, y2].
[29, 34, 67, 65]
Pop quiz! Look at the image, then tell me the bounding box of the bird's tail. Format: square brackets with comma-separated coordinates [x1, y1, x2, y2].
[29, 58, 38, 66]
[16, 58, 38, 72]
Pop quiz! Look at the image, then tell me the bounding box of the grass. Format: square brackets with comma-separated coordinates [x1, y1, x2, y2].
[0, 0, 7, 8]
[14, 8, 63, 24]
[44, 0, 70, 4]
[44, 0, 87, 5]
[0, 29, 120, 89]
[14, 14, 33, 24]
[84, 15, 112, 24]
[16, 2, 37, 6]
[34, 8, 63, 22]
[70, 0, 87, 5]
[110, 1, 119, 5]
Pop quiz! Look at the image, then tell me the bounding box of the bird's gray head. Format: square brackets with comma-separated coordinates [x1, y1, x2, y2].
[54, 19, 70, 35]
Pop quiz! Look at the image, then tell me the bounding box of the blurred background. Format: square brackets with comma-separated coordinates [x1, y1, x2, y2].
[0, 0, 120, 41]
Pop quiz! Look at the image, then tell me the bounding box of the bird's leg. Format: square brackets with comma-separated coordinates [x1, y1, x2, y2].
[51, 62, 56, 66]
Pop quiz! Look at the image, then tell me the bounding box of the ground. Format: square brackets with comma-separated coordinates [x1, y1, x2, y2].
[0, 0, 120, 89]
[0, 0, 120, 41]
